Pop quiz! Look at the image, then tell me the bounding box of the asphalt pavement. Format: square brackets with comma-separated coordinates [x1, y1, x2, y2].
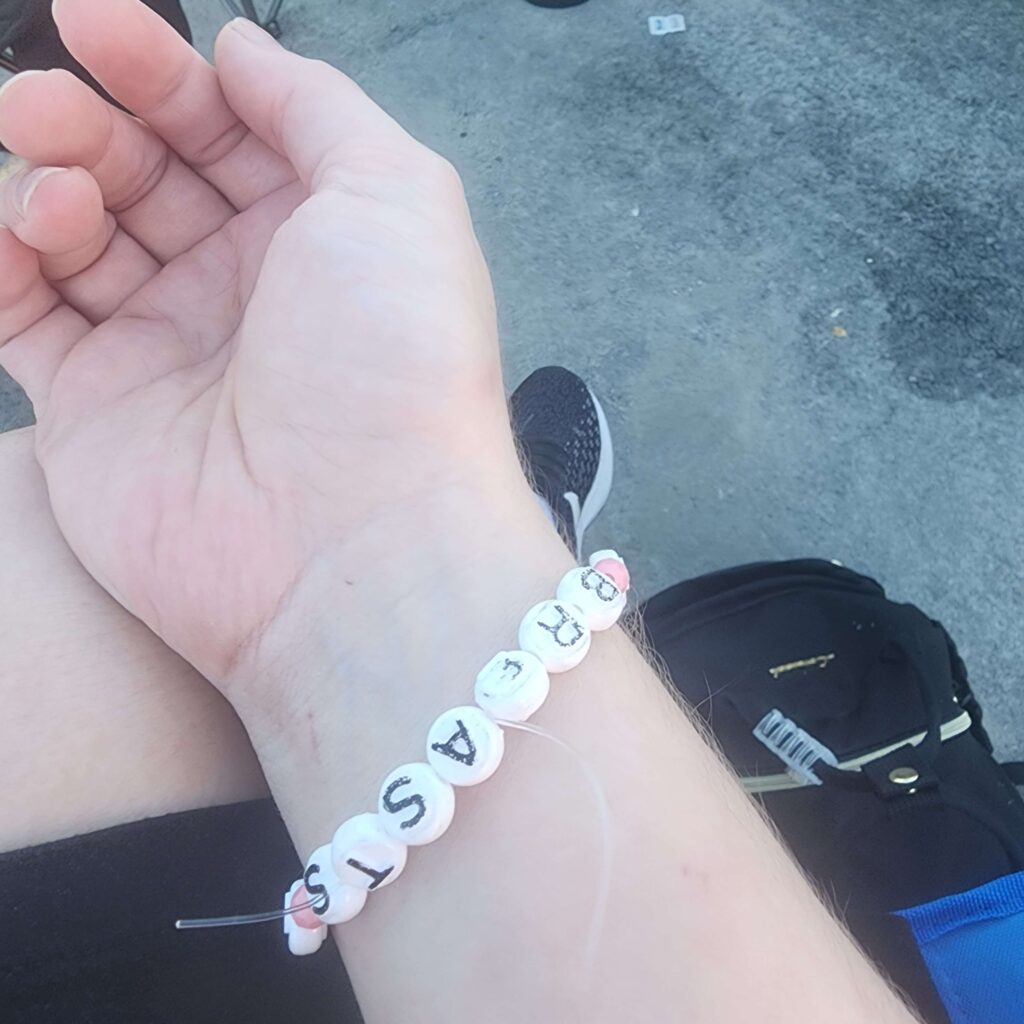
[2, 0, 1022, 757]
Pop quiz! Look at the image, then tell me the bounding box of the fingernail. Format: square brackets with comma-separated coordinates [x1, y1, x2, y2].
[0, 69, 46, 105]
[51, 0, 64, 22]
[229, 17, 279, 49]
[14, 167, 66, 217]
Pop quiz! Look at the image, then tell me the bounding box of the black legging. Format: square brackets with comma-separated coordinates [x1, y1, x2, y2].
[5, 0, 191, 107]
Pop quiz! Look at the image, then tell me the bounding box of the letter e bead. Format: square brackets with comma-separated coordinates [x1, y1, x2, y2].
[474, 649, 550, 722]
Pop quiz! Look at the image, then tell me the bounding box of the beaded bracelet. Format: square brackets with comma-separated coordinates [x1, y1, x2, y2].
[177, 551, 630, 953]
[282, 549, 630, 955]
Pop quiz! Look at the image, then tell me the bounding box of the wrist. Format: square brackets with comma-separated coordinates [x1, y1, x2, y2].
[228, 473, 578, 836]
[216, 494, 912, 1024]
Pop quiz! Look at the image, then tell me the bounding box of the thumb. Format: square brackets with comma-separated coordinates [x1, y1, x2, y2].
[214, 20, 428, 196]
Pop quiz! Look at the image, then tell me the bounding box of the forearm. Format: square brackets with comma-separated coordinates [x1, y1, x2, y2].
[0, 427, 266, 852]
[234, 486, 916, 1024]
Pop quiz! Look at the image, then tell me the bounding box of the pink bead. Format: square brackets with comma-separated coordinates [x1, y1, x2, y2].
[290, 884, 324, 930]
[593, 558, 630, 592]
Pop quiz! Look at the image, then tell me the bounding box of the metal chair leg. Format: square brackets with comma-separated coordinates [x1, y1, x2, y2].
[220, 0, 284, 38]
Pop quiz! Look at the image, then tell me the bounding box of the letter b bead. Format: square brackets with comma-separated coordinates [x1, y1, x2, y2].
[555, 566, 627, 631]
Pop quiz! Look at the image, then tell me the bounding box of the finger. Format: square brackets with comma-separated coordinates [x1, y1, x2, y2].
[0, 163, 160, 323]
[0, 68, 236, 263]
[0, 226, 91, 410]
[55, 229, 162, 323]
[0, 223, 56, 342]
[214, 21, 429, 198]
[1, 165, 113, 280]
[52, 0, 295, 209]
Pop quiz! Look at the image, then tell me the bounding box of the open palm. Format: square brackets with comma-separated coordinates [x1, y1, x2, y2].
[0, 1, 522, 686]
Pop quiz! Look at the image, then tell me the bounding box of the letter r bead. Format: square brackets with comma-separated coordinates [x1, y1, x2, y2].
[518, 599, 592, 672]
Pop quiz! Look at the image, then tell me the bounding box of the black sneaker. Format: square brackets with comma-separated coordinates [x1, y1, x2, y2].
[509, 366, 613, 559]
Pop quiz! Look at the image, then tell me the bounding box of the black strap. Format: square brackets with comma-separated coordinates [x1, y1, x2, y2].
[901, 635, 944, 765]
[1003, 761, 1024, 787]
[941, 784, 1024, 870]
[824, 750, 1024, 870]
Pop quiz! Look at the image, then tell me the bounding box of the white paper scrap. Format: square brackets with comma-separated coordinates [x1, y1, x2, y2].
[649, 14, 686, 36]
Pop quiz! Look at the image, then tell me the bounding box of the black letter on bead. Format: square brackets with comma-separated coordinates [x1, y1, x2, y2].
[382, 776, 427, 830]
[346, 858, 395, 891]
[502, 657, 524, 679]
[304, 860, 330, 916]
[431, 718, 478, 766]
[538, 604, 585, 648]
[581, 567, 620, 603]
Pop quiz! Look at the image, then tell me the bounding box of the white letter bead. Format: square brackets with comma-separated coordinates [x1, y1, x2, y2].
[378, 762, 456, 846]
[426, 705, 505, 786]
[284, 880, 327, 955]
[331, 813, 408, 891]
[518, 599, 592, 672]
[304, 844, 368, 925]
[556, 566, 628, 631]
[474, 649, 551, 722]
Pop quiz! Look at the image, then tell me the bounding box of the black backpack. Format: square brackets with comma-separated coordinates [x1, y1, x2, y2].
[642, 558, 1024, 1023]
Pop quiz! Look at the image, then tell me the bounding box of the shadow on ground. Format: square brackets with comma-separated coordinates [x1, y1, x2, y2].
[2, 0, 1022, 756]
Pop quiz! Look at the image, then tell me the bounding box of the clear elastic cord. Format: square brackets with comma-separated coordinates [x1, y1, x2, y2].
[175, 893, 323, 930]
[174, 718, 614, 982]
[497, 718, 613, 976]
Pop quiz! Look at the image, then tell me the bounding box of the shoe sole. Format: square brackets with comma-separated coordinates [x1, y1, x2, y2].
[571, 388, 615, 558]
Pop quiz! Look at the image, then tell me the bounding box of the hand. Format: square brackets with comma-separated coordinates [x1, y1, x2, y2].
[0, 0, 532, 692]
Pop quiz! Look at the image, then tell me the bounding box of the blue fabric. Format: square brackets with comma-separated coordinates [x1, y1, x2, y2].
[896, 872, 1024, 1024]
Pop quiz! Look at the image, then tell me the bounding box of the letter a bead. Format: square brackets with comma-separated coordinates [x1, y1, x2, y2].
[378, 762, 456, 846]
[518, 599, 592, 672]
[426, 705, 505, 786]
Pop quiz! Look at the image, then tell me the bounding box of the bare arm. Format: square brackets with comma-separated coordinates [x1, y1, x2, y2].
[235, 490, 916, 1023]
[0, 426, 266, 853]
[0, 4, 916, 1019]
